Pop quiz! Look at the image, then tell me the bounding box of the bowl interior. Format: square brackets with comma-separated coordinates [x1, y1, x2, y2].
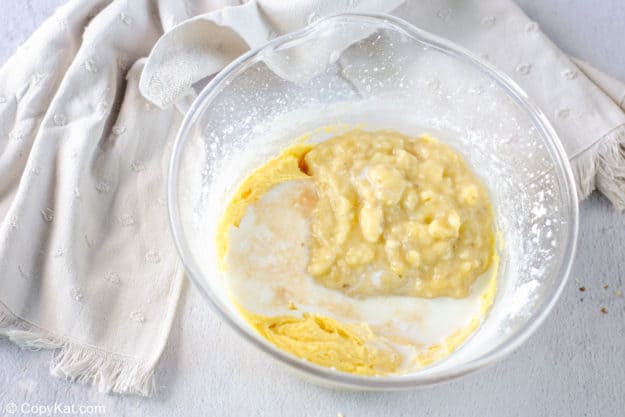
[169, 13, 578, 387]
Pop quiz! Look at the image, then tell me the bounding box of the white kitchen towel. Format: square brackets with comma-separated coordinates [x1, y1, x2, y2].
[0, 0, 402, 396]
[1, 0, 624, 398]
[142, 0, 625, 209]
[386, 0, 625, 209]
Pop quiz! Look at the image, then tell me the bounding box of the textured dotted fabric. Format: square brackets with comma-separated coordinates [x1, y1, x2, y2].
[0, 0, 624, 396]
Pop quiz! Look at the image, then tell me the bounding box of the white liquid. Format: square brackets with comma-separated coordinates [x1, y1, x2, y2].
[226, 180, 493, 371]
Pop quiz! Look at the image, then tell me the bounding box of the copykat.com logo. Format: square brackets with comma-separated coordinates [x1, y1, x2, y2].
[3, 402, 106, 415]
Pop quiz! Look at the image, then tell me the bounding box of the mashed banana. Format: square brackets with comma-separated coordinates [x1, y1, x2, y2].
[304, 130, 495, 298]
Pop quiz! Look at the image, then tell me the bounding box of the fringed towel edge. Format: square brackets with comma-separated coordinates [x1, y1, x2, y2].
[0, 303, 155, 396]
[572, 123, 625, 210]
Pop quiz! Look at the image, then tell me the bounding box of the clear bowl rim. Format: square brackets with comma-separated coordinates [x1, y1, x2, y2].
[167, 12, 579, 389]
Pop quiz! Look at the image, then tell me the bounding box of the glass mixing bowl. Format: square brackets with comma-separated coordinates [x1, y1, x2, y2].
[168, 13, 578, 389]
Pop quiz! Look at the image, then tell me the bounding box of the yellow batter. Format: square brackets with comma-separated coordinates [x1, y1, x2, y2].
[244, 311, 402, 375]
[216, 143, 312, 264]
[217, 129, 497, 376]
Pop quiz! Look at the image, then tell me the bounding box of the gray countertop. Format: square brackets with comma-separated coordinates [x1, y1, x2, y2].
[1, 1, 623, 416]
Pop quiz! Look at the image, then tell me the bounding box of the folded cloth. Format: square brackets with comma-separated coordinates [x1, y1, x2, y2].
[0, 0, 402, 396]
[387, 0, 625, 208]
[1, 0, 624, 397]
[142, 0, 625, 209]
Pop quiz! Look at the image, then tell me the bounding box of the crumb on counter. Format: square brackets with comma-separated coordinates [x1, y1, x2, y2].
[579, 287, 586, 292]
[615, 290, 622, 298]
[288, 300, 297, 310]
[603, 284, 609, 289]
[600, 307, 608, 314]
